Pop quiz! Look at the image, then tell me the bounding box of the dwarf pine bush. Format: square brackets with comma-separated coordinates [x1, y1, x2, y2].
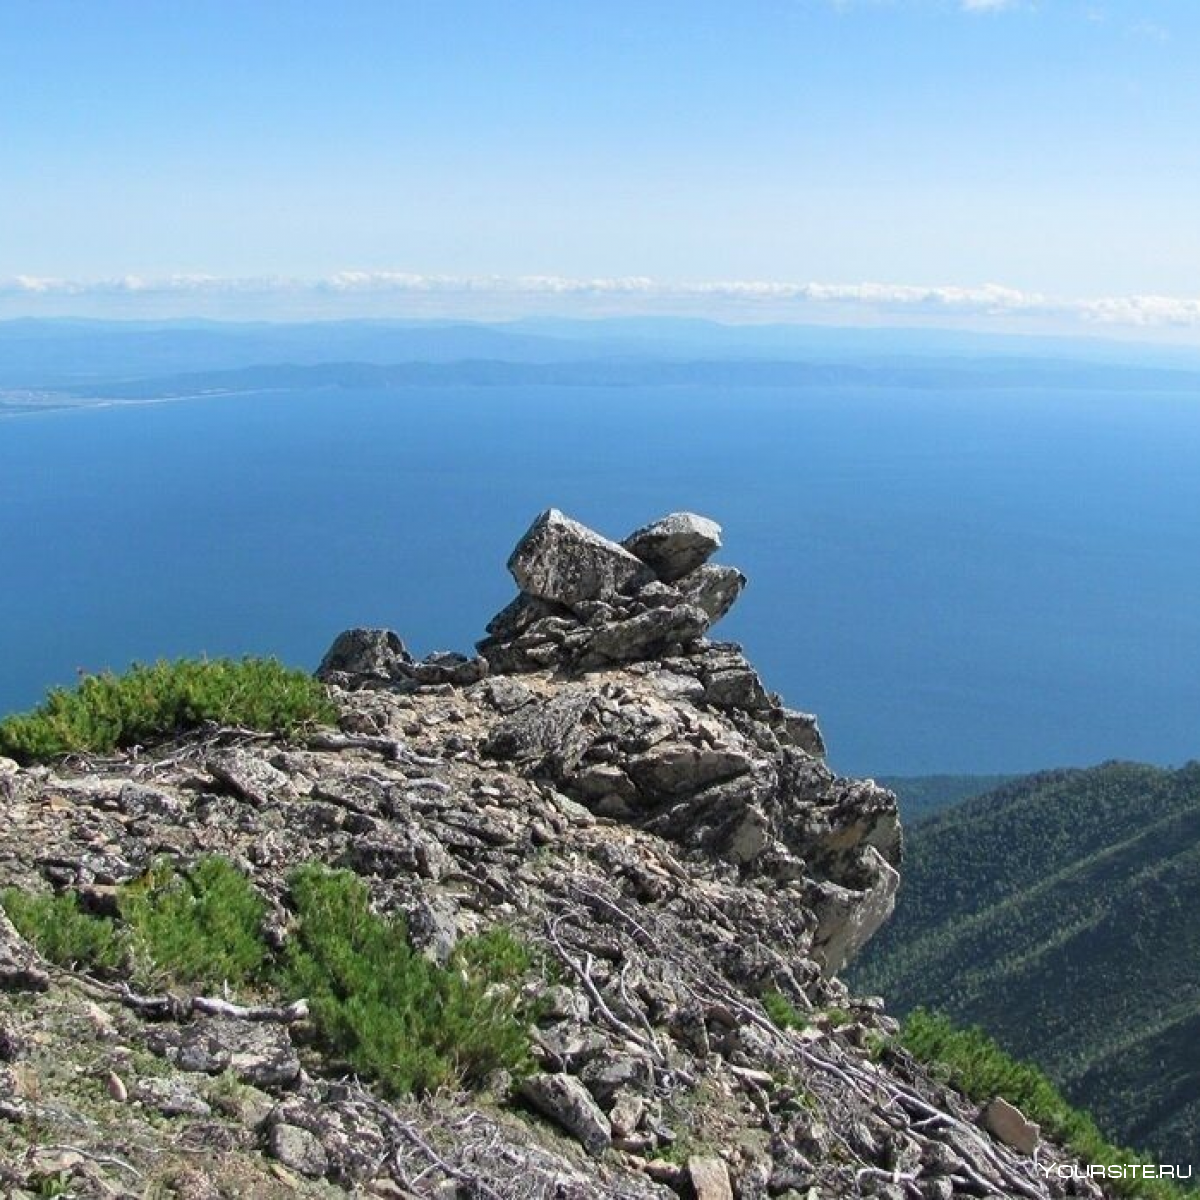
[1, 889, 125, 974]
[0, 657, 336, 763]
[119, 857, 269, 987]
[2, 857, 269, 987]
[3, 857, 536, 1099]
[282, 864, 533, 1095]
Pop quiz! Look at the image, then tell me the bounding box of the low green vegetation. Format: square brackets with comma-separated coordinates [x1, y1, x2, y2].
[120, 857, 269, 987]
[762, 988, 807, 1030]
[902, 1010, 1196, 1200]
[762, 990, 854, 1033]
[0, 890, 124, 973]
[283, 864, 533, 1095]
[0, 657, 336, 763]
[3, 857, 267, 986]
[853, 762, 1200, 1162]
[3, 857, 536, 1098]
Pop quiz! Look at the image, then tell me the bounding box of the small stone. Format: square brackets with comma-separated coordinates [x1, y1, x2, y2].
[688, 1156, 734, 1200]
[268, 1122, 329, 1178]
[623, 513, 723, 582]
[105, 1070, 128, 1103]
[609, 1091, 646, 1139]
[520, 1071, 612, 1157]
[981, 1096, 1040, 1155]
[644, 1159, 682, 1184]
[538, 985, 591, 1023]
[0, 757, 19, 776]
[474, 675, 536, 714]
[133, 1075, 212, 1117]
[0, 912, 49, 995]
[407, 898, 459, 965]
[726, 804, 773, 864]
[0, 1020, 21, 1062]
[580, 1054, 653, 1104]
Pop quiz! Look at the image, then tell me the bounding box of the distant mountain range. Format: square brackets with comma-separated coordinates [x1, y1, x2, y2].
[851, 761, 1200, 1164]
[0, 355, 1193, 415]
[5, 315, 1200, 391]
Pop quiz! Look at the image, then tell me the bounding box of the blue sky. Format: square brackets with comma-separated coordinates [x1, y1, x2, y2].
[3, 1, 1200, 334]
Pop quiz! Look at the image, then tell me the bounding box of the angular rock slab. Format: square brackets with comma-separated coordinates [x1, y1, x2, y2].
[583, 603, 710, 665]
[688, 1156, 734, 1200]
[623, 512, 722, 582]
[677, 563, 746, 624]
[808, 846, 900, 976]
[508, 508, 653, 609]
[982, 1096, 1040, 1155]
[208, 749, 297, 807]
[520, 1071, 612, 1157]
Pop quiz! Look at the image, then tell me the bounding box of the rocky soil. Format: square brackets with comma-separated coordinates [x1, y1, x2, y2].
[0, 510, 1103, 1198]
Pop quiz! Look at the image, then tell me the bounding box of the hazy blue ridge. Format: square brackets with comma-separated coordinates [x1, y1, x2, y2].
[34, 356, 1200, 403]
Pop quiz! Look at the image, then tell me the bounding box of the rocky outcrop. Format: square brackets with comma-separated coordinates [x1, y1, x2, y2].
[477, 508, 746, 674]
[0, 510, 1103, 1199]
[476, 508, 893, 973]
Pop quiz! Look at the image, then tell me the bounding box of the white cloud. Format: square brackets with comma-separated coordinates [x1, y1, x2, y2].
[960, 0, 1019, 11]
[5, 271, 1200, 331]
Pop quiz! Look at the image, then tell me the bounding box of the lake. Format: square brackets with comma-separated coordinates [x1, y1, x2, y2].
[3, 384, 1199, 776]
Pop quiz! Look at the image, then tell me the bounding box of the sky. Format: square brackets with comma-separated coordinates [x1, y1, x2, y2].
[3, 0, 1200, 334]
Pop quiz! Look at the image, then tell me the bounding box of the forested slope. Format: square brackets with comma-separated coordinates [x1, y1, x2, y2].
[852, 762, 1200, 1163]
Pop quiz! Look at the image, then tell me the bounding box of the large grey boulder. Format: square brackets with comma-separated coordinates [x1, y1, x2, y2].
[317, 628, 411, 681]
[508, 509, 653, 609]
[623, 512, 722, 582]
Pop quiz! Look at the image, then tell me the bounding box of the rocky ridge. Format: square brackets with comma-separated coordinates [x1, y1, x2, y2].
[0, 511, 1102, 1198]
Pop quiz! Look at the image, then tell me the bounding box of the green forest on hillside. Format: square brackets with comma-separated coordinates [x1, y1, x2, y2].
[852, 762, 1200, 1166]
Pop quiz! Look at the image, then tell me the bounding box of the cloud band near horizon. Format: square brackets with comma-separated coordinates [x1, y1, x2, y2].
[4, 272, 1200, 330]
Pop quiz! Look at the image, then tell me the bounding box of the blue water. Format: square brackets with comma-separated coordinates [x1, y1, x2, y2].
[3, 385, 1199, 775]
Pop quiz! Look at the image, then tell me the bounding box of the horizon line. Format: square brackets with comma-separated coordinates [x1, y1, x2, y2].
[5, 272, 1200, 340]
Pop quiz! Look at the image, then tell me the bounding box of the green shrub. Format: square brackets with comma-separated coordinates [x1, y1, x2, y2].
[282, 864, 533, 1095]
[120, 857, 269, 987]
[902, 1009, 1196, 1200]
[1, 889, 124, 973]
[5, 857, 537, 1100]
[0, 657, 337, 763]
[762, 988, 808, 1031]
[2, 857, 269, 989]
